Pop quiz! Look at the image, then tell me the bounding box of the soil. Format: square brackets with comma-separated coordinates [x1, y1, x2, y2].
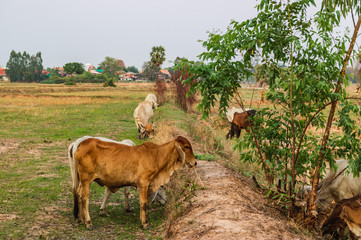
[167, 160, 310, 240]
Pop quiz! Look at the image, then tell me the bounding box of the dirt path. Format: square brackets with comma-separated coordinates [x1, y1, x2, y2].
[167, 160, 308, 240]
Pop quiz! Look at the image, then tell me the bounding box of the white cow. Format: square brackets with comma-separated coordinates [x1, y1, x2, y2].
[316, 159, 361, 211]
[134, 101, 154, 139]
[145, 93, 158, 109]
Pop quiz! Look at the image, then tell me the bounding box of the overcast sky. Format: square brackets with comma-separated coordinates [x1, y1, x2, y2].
[0, 0, 358, 70]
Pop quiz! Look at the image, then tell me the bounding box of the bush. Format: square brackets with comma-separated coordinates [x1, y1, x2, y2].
[103, 75, 117, 87]
[40, 76, 65, 84]
[64, 77, 75, 85]
[72, 71, 108, 83]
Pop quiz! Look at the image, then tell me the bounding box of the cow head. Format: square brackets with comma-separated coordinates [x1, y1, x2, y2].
[139, 123, 154, 139]
[152, 102, 158, 109]
[175, 136, 197, 168]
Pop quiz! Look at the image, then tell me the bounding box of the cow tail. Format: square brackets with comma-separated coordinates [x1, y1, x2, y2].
[68, 142, 79, 219]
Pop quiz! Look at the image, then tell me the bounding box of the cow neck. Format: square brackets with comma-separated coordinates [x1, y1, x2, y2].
[150, 139, 181, 192]
[156, 140, 178, 169]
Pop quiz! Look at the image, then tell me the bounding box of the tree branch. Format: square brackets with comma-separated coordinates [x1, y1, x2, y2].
[307, 12, 361, 214]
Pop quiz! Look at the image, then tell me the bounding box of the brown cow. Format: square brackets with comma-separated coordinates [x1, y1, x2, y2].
[69, 137, 168, 217]
[226, 109, 257, 139]
[322, 194, 361, 239]
[68, 137, 135, 215]
[69, 136, 196, 229]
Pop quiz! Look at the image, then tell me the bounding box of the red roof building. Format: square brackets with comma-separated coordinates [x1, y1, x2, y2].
[0, 68, 6, 76]
[118, 60, 126, 68]
[160, 69, 171, 78]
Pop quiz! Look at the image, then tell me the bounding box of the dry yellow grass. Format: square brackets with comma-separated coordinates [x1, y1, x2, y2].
[152, 121, 188, 145]
[0, 95, 115, 107]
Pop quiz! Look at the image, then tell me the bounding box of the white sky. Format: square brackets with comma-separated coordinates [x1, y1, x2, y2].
[0, 0, 358, 70]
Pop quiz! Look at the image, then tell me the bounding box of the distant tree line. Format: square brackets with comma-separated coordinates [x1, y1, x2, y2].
[6, 50, 44, 82]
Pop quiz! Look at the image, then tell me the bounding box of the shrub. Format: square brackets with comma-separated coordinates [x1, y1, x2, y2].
[103, 75, 117, 87]
[64, 77, 75, 85]
[171, 68, 196, 112]
[40, 76, 65, 84]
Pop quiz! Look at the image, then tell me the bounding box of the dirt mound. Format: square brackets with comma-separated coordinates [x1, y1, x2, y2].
[167, 160, 308, 240]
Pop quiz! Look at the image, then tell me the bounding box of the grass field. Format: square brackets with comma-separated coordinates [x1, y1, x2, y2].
[1, 81, 360, 239]
[0, 82, 195, 239]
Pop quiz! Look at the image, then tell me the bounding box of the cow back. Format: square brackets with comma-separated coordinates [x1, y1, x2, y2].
[226, 107, 250, 122]
[134, 101, 154, 126]
[145, 93, 158, 108]
[316, 160, 361, 210]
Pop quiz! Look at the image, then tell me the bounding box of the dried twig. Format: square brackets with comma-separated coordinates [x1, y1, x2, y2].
[193, 168, 205, 188]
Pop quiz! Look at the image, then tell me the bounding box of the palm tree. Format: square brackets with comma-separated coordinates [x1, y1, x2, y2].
[150, 46, 165, 67]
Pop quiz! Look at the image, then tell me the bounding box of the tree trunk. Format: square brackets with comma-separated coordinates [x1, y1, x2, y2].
[307, 13, 361, 215]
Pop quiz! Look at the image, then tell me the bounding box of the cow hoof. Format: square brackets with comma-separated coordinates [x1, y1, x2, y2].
[86, 224, 94, 230]
[142, 223, 149, 229]
[99, 211, 109, 217]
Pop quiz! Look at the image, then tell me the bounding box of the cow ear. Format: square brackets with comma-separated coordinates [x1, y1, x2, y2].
[175, 142, 185, 164]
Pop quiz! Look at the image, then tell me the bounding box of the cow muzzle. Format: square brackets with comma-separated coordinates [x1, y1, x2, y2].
[186, 159, 197, 168]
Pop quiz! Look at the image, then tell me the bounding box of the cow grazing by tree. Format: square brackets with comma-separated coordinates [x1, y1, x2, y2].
[226, 109, 257, 139]
[313, 159, 361, 238]
[316, 160, 361, 211]
[68, 136, 197, 229]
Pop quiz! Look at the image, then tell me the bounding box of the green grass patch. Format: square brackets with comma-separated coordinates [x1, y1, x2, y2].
[195, 153, 218, 161]
[0, 83, 168, 239]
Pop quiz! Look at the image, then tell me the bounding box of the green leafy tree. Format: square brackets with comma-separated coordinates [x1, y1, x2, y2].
[6, 50, 22, 82]
[6, 50, 43, 82]
[126, 65, 139, 73]
[179, 0, 361, 221]
[98, 57, 124, 76]
[150, 46, 165, 67]
[63, 62, 84, 75]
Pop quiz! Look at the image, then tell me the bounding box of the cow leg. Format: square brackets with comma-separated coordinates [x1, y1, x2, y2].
[76, 184, 84, 223]
[229, 124, 235, 139]
[138, 184, 149, 229]
[79, 182, 92, 229]
[226, 128, 231, 139]
[124, 187, 131, 212]
[100, 187, 112, 216]
[236, 129, 241, 138]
